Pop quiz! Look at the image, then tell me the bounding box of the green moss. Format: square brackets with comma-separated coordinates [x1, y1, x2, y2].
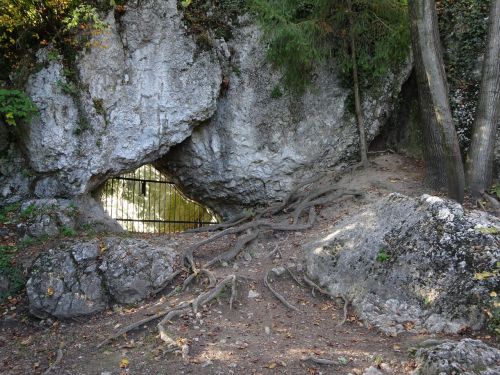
[0, 245, 25, 301]
[376, 248, 390, 263]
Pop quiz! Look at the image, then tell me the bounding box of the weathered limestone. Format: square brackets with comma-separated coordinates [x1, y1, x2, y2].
[306, 194, 499, 335]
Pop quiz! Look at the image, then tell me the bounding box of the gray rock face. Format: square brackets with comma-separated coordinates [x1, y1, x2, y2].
[306, 194, 499, 335]
[15, 198, 122, 239]
[99, 237, 175, 304]
[0, 146, 33, 205]
[27, 237, 177, 318]
[22, 0, 221, 198]
[159, 23, 411, 216]
[15, 2, 410, 217]
[412, 339, 500, 375]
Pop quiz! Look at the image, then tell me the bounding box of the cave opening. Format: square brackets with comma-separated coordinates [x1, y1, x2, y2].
[99, 164, 219, 233]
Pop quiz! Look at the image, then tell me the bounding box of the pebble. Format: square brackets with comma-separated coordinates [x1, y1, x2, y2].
[271, 266, 286, 277]
[248, 290, 260, 299]
[264, 326, 271, 334]
[244, 252, 252, 261]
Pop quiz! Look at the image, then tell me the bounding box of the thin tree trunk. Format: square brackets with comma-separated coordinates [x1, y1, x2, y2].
[408, 0, 465, 202]
[466, 0, 500, 199]
[347, 0, 369, 168]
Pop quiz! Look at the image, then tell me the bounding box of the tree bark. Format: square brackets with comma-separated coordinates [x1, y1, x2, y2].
[408, 0, 465, 202]
[466, 0, 500, 199]
[347, 0, 369, 168]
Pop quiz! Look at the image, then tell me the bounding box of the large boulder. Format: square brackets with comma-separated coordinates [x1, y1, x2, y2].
[412, 339, 500, 375]
[27, 237, 177, 318]
[159, 22, 412, 217]
[22, 0, 221, 198]
[306, 194, 499, 335]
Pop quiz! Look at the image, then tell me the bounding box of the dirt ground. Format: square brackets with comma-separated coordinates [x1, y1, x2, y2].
[0, 153, 497, 375]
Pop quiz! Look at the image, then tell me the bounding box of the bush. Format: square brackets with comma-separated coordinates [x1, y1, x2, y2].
[0, 89, 38, 126]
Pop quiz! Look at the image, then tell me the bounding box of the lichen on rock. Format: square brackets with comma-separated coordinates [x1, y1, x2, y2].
[27, 237, 178, 318]
[306, 193, 499, 335]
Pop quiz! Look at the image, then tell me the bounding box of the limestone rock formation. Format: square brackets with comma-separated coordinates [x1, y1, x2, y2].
[412, 339, 500, 375]
[27, 237, 177, 318]
[306, 193, 499, 335]
[159, 22, 412, 216]
[3, 0, 411, 218]
[22, 0, 221, 198]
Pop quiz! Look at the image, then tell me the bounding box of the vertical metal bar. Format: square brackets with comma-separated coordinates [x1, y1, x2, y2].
[121, 178, 124, 230]
[148, 166, 151, 233]
[132, 172, 136, 232]
[141, 166, 145, 233]
[172, 184, 177, 233]
[111, 178, 118, 219]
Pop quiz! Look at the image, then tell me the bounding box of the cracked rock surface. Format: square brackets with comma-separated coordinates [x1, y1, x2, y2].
[26, 237, 177, 318]
[412, 339, 500, 375]
[306, 193, 499, 335]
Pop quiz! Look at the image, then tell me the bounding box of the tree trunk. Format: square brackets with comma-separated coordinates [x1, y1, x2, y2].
[466, 0, 500, 199]
[347, 0, 369, 168]
[408, 0, 465, 202]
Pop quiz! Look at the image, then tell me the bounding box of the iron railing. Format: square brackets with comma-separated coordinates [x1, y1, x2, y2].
[100, 165, 218, 233]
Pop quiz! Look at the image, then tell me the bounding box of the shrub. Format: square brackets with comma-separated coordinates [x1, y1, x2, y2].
[0, 89, 38, 126]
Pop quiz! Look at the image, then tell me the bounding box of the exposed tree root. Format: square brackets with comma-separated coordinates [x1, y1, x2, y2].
[338, 294, 349, 327]
[286, 266, 304, 287]
[203, 231, 258, 268]
[42, 342, 64, 375]
[99, 181, 361, 353]
[182, 268, 216, 291]
[303, 275, 332, 297]
[98, 275, 237, 349]
[264, 270, 299, 312]
[303, 275, 348, 326]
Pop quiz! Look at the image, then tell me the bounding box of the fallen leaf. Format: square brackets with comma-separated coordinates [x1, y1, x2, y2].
[119, 357, 129, 369]
[268, 362, 277, 369]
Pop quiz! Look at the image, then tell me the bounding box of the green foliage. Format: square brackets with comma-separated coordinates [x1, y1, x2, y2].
[490, 184, 500, 199]
[19, 203, 37, 220]
[0, 245, 24, 301]
[376, 248, 390, 262]
[59, 225, 77, 237]
[0, 89, 38, 126]
[251, 0, 410, 92]
[0, 0, 107, 86]
[270, 85, 283, 98]
[488, 294, 500, 336]
[0, 202, 21, 223]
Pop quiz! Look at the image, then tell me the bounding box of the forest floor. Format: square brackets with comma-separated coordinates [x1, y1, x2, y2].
[0, 153, 497, 375]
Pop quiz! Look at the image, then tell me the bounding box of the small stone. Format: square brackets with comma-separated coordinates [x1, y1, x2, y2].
[244, 252, 252, 261]
[101, 372, 112, 375]
[362, 366, 383, 375]
[202, 360, 213, 368]
[221, 261, 229, 267]
[248, 290, 260, 299]
[271, 266, 286, 277]
[264, 326, 271, 334]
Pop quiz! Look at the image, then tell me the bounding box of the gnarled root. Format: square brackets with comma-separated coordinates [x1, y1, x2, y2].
[264, 270, 299, 312]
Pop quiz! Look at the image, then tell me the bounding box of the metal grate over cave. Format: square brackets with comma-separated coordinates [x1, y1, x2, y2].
[100, 164, 218, 233]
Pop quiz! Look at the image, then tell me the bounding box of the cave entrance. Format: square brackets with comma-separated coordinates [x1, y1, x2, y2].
[99, 164, 219, 233]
